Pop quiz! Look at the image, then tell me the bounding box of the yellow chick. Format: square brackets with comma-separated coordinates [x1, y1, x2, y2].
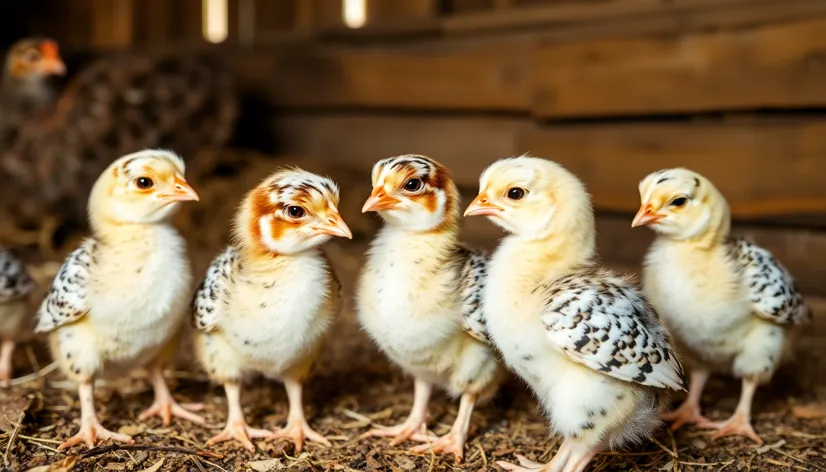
[465, 156, 686, 472]
[632, 168, 809, 444]
[193, 168, 351, 452]
[0, 246, 35, 381]
[357, 155, 505, 462]
[35, 149, 202, 450]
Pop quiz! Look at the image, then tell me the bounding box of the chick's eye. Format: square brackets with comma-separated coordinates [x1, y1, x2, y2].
[403, 178, 423, 192]
[670, 197, 688, 207]
[507, 187, 526, 200]
[287, 206, 305, 219]
[135, 177, 154, 189]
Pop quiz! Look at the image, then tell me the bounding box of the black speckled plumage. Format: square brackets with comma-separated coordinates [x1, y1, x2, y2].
[191, 246, 237, 333]
[456, 246, 490, 342]
[35, 238, 97, 333]
[0, 245, 34, 302]
[540, 267, 687, 391]
[727, 237, 809, 325]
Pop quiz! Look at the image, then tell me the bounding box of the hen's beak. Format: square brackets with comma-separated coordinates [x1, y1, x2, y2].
[160, 176, 200, 202]
[631, 204, 664, 227]
[38, 57, 66, 76]
[362, 186, 400, 213]
[463, 193, 503, 217]
[38, 41, 66, 76]
[312, 213, 353, 239]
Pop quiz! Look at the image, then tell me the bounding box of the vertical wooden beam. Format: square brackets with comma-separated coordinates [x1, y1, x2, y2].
[91, 0, 135, 48]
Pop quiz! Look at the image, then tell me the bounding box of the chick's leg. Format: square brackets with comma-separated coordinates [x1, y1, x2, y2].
[206, 382, 273, 452]
[411, 392, 476, 462]
[0, 337, 14, 381]
[697, 376, 762, 444]
[497, 440, 596, 472]
[139, 364, 205, 425]
[270, 377, 331, 452]
[661, 369, 710, 430]
[363, 377, 438, 445]
[59, 380, 134, 450]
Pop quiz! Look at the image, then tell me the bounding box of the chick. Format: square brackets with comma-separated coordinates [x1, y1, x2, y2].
[35, 150, 203, 450]
[464, 156, 686, 472]
[357, 154, 505, 462]
[2, 37, 65, 109]
[0, 246, 35, 381]
[632, 168, 809, 444]
[193, 168, 351, 452]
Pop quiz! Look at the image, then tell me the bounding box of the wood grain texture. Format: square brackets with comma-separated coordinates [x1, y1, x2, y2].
[533, 18, 826, 117]
[272, 113, 826, 220]
[228, 40, 533, 111]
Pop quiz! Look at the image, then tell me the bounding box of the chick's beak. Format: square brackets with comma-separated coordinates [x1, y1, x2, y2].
[463, 193, 503, 217]
[160, 176, 200, 202]
[312, 213, 353, 239]
[361, 186, 400, 213]
[631, 204, 664, 227]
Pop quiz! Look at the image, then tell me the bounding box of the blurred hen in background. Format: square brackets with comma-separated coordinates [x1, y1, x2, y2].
[0, 38, 237, 251]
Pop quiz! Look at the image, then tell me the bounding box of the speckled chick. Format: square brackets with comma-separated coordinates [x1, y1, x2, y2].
[465, 156, 687, 472]
[632, 168, 809, 445]
[193, 168, 351, 452]
[0, 246, 35, 381]
[357, 155, 506, 463]
[35, 149, 203, 450]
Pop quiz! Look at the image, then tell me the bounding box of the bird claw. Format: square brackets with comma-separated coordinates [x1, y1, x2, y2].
[496, 454, 548, 471]
[661, 403, 709, 431]
[697, 414, 763, 445]
[411, 431, 466, 463]
[270, 418, 331, 453]
[139, 399, 205, 426]
[59, 420, 134, 451]
[361, 422, 437, 446]
[206, 419, 273, 452]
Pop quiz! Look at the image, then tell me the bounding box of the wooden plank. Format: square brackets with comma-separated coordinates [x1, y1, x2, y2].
[367, 0, 438, 22]
[226, 40, 532, 110]
[534, 18, 826, 117]
[520, 119, 826, 219]
[270, 113, 826, 221]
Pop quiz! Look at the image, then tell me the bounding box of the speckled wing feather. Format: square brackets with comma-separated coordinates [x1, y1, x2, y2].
[456, 246, 490, 342]
[192, 246, 238, 332]
[729, 238, 809, 325]
[34, 238, 97, 333]
[540, 268, 687, 391]
[0, 246, 35, 302]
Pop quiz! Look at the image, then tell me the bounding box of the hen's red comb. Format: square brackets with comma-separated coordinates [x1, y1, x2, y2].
[39, 40, 60, 59]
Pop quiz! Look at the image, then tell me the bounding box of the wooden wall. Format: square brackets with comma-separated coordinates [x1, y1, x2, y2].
[8, 0, 826, 294]
[223, 0, 826, 294]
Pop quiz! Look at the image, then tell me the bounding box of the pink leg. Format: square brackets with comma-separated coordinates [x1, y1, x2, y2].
[697, 376, 762, 444]
[362, 378, 438, 445]
[270, 378, 331, 452]
[59, 380, 134, 450]
[411, 393, 476, 462]
[206, 382, 273, 452]
[662, 369, 710, 430]
[139, 364, 205, 425]
[0, 338, 14, 382]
